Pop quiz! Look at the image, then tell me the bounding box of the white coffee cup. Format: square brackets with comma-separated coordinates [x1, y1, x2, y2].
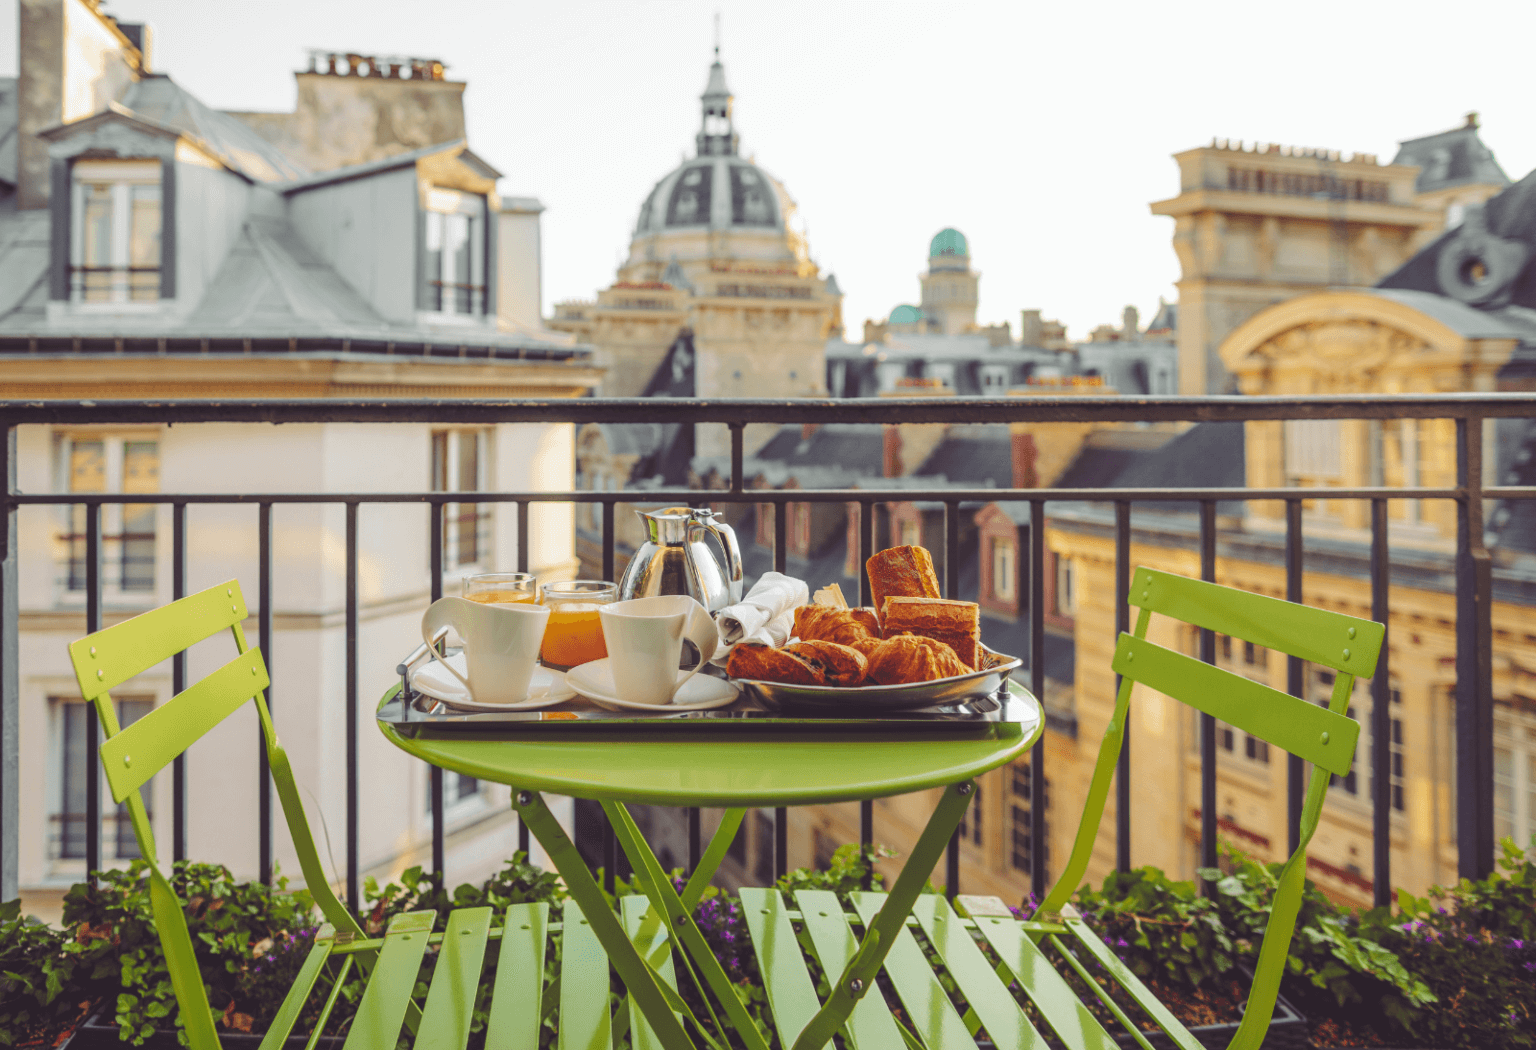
[421, 596, 550, 705]
[597, 595, 719, 705]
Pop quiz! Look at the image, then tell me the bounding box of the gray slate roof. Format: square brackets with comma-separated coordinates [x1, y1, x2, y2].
[116, 75, 309, 183]
[0, 77, 17, 188]
[1391, 121, 1509, 195]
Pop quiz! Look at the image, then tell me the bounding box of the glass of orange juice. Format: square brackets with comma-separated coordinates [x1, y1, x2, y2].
[464, 573, 538, 606]
[539, 580, 616, 669]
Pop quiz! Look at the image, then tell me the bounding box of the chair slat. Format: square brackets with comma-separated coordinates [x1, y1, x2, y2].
[911, 896, 1056, 1049]
[69, 580, 249, 701]
[850, 892, 974, 1050]
[486, 903, 549, 1050]
[621, 896, 679, 1050]
[956, 906, 1118, 1050]
[1056, 918, 1203, 1050]
[792, 891, 911, 1050]
[98, 647, 268, 803]
[1128, 567, 1382, 675]
[1113, 634, 1359, 774]
[343, 911, 436, 1050]
[740, 888, 821, 1049]
[558, 901, 612, 1050]
[416, 907, 492, 1050]
[256, 926, 336, 1050]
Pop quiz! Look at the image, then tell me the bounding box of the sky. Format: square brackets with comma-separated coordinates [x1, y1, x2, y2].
[5, 0, 1535, 339]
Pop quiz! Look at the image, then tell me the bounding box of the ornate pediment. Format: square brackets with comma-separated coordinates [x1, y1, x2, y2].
[1248, 320, 1426, 391]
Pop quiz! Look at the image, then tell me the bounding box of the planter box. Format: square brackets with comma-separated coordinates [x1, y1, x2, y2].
[71, 1006, 346, 1050]
[1110, 986, 1309, 1050]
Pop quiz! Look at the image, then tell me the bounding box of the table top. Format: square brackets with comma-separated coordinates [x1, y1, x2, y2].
[376, 682, 1043, 808]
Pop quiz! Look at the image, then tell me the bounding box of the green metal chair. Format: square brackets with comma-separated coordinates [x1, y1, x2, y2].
[71, 570, 1379, 1050]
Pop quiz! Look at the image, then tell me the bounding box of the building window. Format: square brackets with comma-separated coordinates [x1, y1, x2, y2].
[1009, 760, 1049, 878]
[1314, 671, 1404, 811]
[71, 160, 161, 302]
[1284, 420, 1343, 480]
[58, 434, 158, 594]
[431, 430, 489, 567]
[1055, 556, 1076, 616]
[957, 785, 983, 847]
[897, 515, 921, 548]
[51, 697, 153, 861]
[421, 188, 486, 316]
[791, 503, 811, 557]
[992, 536, 1017, 602]
[1495, 702, 1536, 855]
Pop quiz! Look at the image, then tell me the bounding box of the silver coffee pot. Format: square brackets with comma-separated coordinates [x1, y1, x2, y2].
[617, 506, 743, 612]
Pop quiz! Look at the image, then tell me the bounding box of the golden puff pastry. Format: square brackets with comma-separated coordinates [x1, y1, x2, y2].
[866, 634, 970, 686]
[784, 640, 868, 687]
[726, 643, 825, 685]
[866, 546, 941, 625]
[881, 596, 981, 669]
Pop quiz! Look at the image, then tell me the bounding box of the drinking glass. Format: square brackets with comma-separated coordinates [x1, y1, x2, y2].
[539, 580, 617, 668]
[464, 573, 538, 606]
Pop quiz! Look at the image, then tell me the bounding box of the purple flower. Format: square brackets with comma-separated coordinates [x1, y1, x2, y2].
[1524, 962, 1535, 973]
[1509, 938, 1525, 950]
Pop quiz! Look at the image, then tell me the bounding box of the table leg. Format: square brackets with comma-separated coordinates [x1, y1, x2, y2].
[514, 791, 700, 1050]
[787, 779, 977, 1050]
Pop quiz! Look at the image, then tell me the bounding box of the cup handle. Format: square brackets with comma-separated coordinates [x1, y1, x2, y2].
[421, 599, 473, 694]
[673, 600, 720, 697]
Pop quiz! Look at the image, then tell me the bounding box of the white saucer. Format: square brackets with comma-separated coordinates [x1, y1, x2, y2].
[566, 659, 740, 712]
[413, 653, 575, 711]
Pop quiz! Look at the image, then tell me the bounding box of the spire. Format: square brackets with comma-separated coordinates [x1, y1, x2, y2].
[696, 30, 737, 157]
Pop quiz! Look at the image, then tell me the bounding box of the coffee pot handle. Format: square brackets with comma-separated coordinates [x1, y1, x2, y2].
[704, 513, 744, 604]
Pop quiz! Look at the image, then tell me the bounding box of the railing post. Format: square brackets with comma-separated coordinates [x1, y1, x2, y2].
[773, 496, 788, 880]
[600, 497, 617, 893]
[1455, 416, 1495, 880]
[945, 500, 962, 899]
[513, 499, 529, 858]
[0, 425, 16, 901]
[1285, 499, 1304, 856]
[858, 499, 875, 888]
[85, 501, 102, 883]
[171, 502, 187, 862]
[257, 502, 273, 885]
[345, 501, 359, 913]
[1198, 500, 1217, 890]
[1114, 500, 1131, 873]
[1029, 499, 1046, 898]
[1370, 498, 1392, 907]
[429, 500, 445, 880]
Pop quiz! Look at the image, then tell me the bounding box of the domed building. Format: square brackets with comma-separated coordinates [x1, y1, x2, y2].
[919, 227, 980, 335]
[550, 51, 843, 448]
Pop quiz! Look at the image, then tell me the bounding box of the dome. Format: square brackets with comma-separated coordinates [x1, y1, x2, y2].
[889, 304, 924, 324]
[929, 228, 969, 257]
[634, 156, 785, 236]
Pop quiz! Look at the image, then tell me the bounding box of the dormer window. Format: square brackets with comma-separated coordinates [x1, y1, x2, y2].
[421, 187, 486, 317]
[71, 160, 162, 302]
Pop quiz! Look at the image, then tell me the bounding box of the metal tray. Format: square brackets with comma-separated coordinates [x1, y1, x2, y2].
[733, 644, 1022, 712]
[383, 638, 1037, 736]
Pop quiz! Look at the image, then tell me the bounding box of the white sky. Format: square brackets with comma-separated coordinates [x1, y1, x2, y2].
[5, 0, 1535, 339]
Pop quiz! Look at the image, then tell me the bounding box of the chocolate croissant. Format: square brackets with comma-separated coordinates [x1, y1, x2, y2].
[785, 640, 868, 686]
[866, 634, 970, 686]
[866, 546, 941, 626]
[726, 643, 826, 685]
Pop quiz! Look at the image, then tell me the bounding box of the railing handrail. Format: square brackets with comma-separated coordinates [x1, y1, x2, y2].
[1, 392, 1534, 427]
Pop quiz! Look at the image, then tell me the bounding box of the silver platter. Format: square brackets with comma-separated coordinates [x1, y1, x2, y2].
[734, 645, 1022, 712]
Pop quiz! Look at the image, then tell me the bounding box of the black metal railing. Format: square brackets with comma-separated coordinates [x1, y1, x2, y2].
[0, 394, 1530, 912]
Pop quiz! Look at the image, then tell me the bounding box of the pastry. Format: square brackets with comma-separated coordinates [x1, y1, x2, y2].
[812, 582, 849, 609]
[785, 640, 868, 686]
[849, 607, 881, 636]
[881, 596, 982, 669]
[793, 605, 877, 649]
[726, 643, 827, 685]
[865, 546, 941, 625]
[866, 634, 969, 685]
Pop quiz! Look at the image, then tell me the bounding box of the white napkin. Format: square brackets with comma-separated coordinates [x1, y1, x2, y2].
[712, 572, 808, 662]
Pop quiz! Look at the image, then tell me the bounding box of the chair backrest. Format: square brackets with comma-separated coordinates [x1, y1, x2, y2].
[1035, 567, 1382, 1050]
[68, 580, 364, 1050]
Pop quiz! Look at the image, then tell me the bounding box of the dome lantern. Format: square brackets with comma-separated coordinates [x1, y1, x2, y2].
[696, 45, 737, 157]
[929, 228, 969, 258]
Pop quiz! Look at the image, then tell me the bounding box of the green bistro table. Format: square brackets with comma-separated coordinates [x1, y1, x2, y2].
[378, 680, 1043, 1050]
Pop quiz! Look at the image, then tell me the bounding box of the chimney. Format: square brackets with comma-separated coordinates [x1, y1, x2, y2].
[116, 22, 153, 69]
[1011, 432, 1038, 489]
[882, 426, 902, 478]
[1019, 309, 1044, 347]
[497, 197, 545, 332]
[16, 0, 144, 209]
[1122, 304, 1140, 340]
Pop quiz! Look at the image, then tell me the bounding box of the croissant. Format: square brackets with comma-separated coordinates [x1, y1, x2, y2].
[881, 596, 981, 669]
[785, 640, 868, 686]
[866, 634, 970, 686]
[726, 643, 826, 685]
[866, 546, 941, 626]
[849, 607, 881, 636]
[794, 605, 878, 650]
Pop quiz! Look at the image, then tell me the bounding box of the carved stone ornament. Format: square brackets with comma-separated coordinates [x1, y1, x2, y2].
[1252, 321, 1424, 392]
[1436, 203, 1530, 308]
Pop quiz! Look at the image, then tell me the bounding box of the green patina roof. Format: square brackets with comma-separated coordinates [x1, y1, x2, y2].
[888, 304, 924, 324]
[929, 227, 968, 257]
